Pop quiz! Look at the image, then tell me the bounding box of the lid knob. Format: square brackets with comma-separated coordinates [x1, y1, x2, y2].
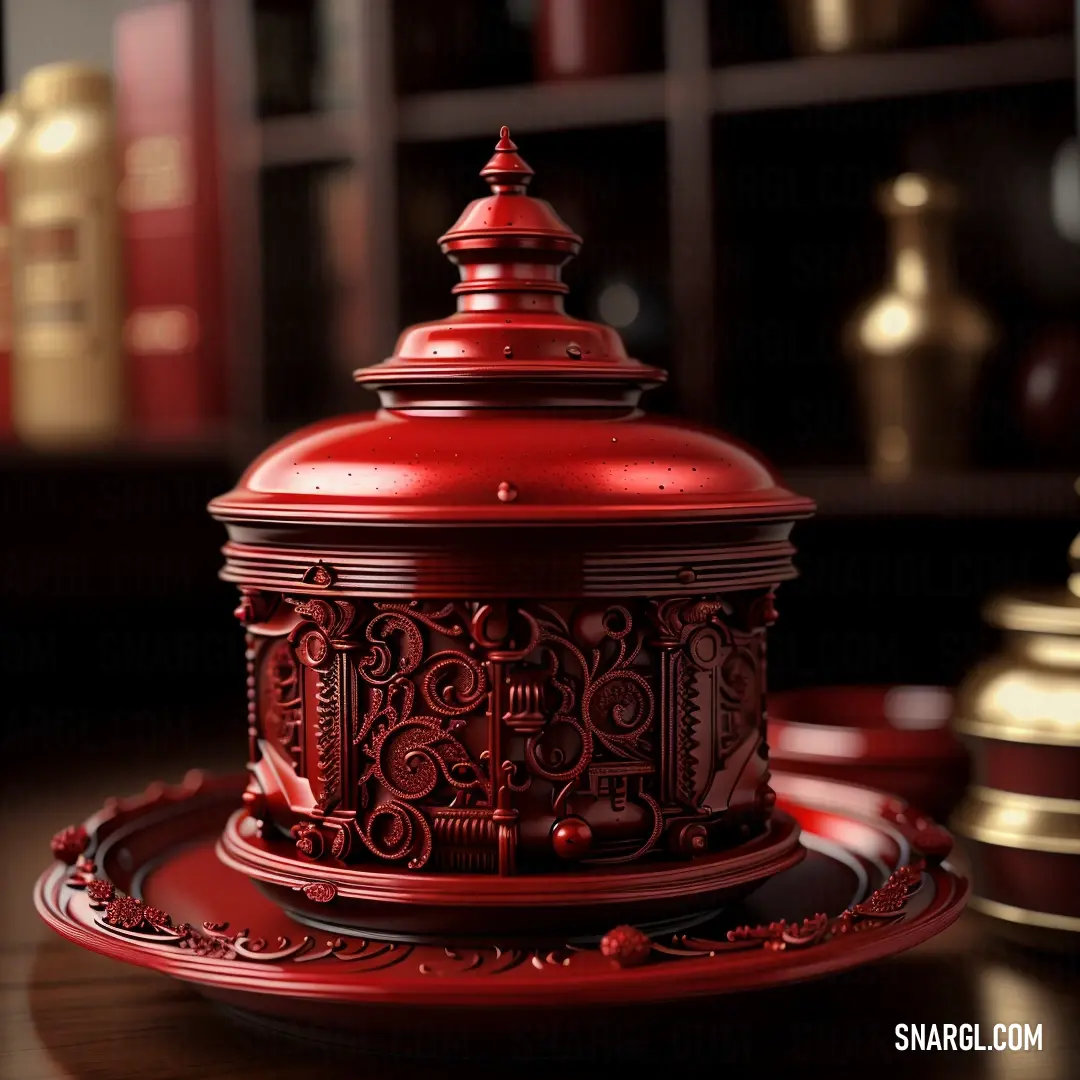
[437, 125, 582, 304]
[479, 126, 535, 194]
[352, 129, 668, 408]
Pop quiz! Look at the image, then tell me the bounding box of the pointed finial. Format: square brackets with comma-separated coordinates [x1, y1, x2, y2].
[480, 125, 534, 194]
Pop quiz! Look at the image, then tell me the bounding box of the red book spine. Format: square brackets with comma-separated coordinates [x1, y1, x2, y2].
[115, 0, 225, 439]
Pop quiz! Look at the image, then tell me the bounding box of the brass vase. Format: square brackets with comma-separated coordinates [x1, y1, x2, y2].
[843, 174, 996, 481]
[951, 503, 1080, 947]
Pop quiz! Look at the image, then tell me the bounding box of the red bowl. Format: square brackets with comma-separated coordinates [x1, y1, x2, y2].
[769, 686, 970, 820]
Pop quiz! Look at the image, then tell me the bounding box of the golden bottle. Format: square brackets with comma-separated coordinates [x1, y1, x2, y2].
[11, 63, 124, 446]
[844, 174, 995, 481]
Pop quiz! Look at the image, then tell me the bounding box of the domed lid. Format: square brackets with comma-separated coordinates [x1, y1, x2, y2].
[953, 490, 1080, 745]
[210, 129, 812, 529]
[985, 496, 1080, 637]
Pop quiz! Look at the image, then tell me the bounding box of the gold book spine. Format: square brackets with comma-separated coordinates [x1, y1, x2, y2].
[11, 63, 124, 447]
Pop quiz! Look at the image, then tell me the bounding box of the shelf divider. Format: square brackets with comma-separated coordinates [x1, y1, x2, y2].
[397, 72, 668, 143]
[665, 0, 717, 428]
[213, 0, 265, 452]
[378, 34, 1078, 148]
[712, 34, 1074, 114]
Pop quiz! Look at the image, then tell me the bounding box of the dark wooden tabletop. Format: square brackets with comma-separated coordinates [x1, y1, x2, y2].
[3, 742, 1078, 1080]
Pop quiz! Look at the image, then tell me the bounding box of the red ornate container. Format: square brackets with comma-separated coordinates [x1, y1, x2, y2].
[209, 130, 814, 939]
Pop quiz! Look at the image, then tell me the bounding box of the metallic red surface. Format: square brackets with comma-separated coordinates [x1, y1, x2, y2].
[207, 129, 813, 931]
[216, 803, 805, 940]
[211, 128, 810, 532]
[34, 770, 967, 1025]
[216, 411, 807, 526]
[769, 686, 969, 821]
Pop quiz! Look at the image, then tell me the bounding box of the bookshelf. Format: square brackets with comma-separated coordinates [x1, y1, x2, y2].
[8, 1, 1075, 510]
[223, 3, 1077, 466]
[200, 0, 1079, 697]
[2, 0, 1077, 727]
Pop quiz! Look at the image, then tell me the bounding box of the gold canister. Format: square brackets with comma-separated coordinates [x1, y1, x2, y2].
[952, 525, 1080, 947]
[11, 63, 124, 447]
[843, 174, 995, 481]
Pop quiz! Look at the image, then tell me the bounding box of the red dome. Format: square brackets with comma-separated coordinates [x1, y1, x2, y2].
[211, 127, 810, 531]
[214, 409, 807, 526]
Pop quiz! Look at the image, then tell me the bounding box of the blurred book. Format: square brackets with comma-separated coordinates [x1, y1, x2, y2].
[533, 0, 661, 81]
[115, 0, 226, 441]
[11, 65, 124, 449]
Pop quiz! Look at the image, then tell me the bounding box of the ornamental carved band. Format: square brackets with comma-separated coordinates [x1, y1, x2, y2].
[242, 592, 776, 874]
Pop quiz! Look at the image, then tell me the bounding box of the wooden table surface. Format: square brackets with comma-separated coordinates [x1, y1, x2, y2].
[3, 743, 1078, 1080]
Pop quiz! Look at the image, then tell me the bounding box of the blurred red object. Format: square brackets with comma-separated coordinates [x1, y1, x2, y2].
[769, 686, 969, 821]
[534, 0, 654, 81]
[1015, 325, 1080, 464]
[977, 0, 1072, 34]
[115, 0, 226, 440]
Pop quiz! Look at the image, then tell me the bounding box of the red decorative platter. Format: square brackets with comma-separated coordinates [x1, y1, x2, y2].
[35, 770, 967, 1033]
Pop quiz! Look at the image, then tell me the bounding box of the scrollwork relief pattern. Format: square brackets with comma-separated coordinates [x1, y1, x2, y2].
[524, 605, 654, 782]
[343, 603, 489, 869]
[267, 592, 770, 872]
